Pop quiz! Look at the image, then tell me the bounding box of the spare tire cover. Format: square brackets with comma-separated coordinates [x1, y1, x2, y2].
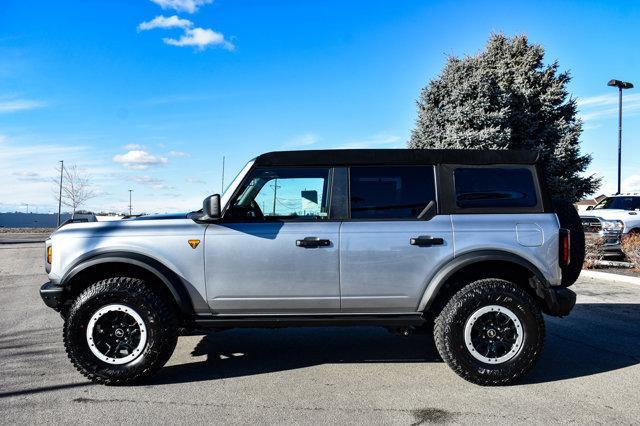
[553, 199, 585, 287]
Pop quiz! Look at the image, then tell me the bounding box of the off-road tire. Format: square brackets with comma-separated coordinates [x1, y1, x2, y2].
[63, 277, 178, 385]
[553, 198, 585, 287]
[434, 279, 545, 386]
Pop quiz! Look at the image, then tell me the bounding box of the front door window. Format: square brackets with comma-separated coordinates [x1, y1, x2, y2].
[228, 167, 330, 220]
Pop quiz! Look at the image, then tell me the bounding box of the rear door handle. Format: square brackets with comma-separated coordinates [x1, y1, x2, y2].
[410, 236, 444, 246]
[296, 236, 331, 248]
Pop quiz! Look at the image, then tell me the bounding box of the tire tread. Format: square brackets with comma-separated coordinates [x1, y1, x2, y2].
[63, 276, 178, 385]
[434, 278, 545, 386]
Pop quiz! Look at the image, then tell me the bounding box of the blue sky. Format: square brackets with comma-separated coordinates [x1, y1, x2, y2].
[1, 0, 639, 214]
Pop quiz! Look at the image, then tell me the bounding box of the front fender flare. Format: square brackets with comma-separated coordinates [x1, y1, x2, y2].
[60, 250, 193, 314]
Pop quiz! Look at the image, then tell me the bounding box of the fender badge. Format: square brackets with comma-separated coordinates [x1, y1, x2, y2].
[188, 239, 200, 249]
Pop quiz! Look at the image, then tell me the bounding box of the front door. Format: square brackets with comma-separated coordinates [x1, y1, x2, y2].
[339, 165, 454, 312]
[205, 166, 340, 314]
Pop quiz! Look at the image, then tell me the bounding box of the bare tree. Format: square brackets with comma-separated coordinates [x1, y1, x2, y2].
[52, 164, 97, 218]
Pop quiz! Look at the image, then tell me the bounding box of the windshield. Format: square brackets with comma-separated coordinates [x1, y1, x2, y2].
[594, 196, 640, 211]
[221, 160, 255, 206]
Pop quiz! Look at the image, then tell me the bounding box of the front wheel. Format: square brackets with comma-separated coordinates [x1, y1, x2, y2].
[434, 278, 545, 386]
[63, 277, 178, 385]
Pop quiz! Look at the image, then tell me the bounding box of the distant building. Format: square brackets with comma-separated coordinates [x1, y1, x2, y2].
[0, 212, 71, 228]
[0, 211, 124, 228]
[574, 194, 607, 212]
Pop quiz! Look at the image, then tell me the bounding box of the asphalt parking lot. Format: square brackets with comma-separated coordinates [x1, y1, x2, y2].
[1, 243, 639, 424]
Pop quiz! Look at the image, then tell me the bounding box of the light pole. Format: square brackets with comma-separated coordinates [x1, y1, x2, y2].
[607, 79, 634, 194]
[57, 160, 64, 226]
[129, 189, 133, 216]
[221, 156, 225, 193]
[271, 179, 280, 216]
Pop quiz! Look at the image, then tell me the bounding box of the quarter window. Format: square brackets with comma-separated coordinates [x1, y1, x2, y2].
[454, 168, 537, 209]
[349, 166, 436, 219]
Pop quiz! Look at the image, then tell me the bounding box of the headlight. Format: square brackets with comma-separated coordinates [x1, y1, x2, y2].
[601, 220, 624, 232]
[46, 246, 52, 264]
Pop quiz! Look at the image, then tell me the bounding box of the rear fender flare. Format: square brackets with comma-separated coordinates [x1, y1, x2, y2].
[418, 250, 549, 311]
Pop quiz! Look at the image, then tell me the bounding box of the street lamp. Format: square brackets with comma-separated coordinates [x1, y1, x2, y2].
[129, 189, 133, 216]
[57, 160, 64, 226]
[607, 79, 634, 194]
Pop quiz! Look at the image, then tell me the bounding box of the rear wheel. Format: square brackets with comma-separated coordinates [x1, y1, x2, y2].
[434, 278, 544, 386]
[63, 277, 178, 385]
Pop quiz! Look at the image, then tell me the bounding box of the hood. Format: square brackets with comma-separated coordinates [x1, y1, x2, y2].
[51, 212, 195, 238]
[579, 209, 636, 221]
[128, 212, 190, 221]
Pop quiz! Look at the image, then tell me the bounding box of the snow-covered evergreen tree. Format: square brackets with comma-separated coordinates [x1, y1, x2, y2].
[409, 34, 599, 201]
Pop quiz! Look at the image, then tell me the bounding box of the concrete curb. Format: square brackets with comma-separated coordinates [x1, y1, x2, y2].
[581, 269, 640, 285]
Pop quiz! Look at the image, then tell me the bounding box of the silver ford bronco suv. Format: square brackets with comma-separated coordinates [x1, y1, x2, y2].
[40, 149, 583, 386]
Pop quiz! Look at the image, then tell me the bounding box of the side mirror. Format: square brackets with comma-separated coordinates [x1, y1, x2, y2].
[202, 194, 221, 220]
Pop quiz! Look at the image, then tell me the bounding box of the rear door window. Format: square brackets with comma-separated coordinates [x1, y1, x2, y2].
[349, 166, 435, 219]
[454, 168, 537, 209]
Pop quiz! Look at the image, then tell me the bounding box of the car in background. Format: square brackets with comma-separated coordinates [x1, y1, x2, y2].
[59, 210, 97, 227]
[579, 193, 640, 255]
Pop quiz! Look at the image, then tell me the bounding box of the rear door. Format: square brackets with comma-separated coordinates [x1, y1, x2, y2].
[339, 165, 454, 313]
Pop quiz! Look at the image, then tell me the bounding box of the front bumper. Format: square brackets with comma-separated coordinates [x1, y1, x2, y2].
[40, 282, 64, 311]
[541, 287, 576, 317]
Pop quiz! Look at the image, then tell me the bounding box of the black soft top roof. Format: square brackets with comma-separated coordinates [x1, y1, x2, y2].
[254, 149, 539, 167]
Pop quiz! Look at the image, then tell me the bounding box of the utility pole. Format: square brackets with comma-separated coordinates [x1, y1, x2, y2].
[607, 79, 634, 194]
[271, 178, 280, 216]
[57, 160, 64, 226]
[129, 189, 133, 216]
[221, 156, 226, 193]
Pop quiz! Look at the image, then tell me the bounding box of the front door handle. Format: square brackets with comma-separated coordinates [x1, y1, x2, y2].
[410, 236, 444, 246]
[296, 236, 331, 248]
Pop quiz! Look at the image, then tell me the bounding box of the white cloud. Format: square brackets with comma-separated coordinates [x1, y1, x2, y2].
[123, 143, 145, 150]
[0, 133, 211, 214]
[138, 15, 193, 31]
[0, 134, 104, 212]
[137, 13, 233, 51]
[12, 171, 38, 177]
[284, 133, 321, 148]
[163, 27, 234, 50]
[149, 0, 212, 13]
[331, 134, 403, 150]
[113, 150, 168, 170]
[126, 175, 174, 190]
[578, 93, 640, 122]
[12, 171, 49, 182]
[186, 177, 207, 185]
[0, 99, 46, 113]
[169, 150, 191, 157]
[623, 175, 640, 192]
